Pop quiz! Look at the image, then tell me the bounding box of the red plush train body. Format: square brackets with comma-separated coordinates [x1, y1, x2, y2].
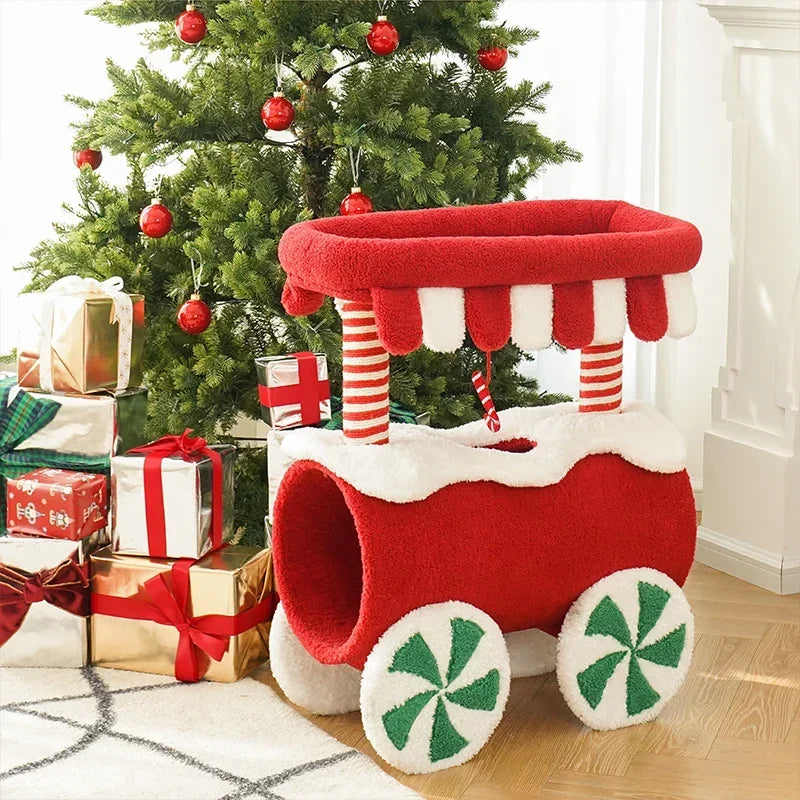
[269, 200, 702, 774]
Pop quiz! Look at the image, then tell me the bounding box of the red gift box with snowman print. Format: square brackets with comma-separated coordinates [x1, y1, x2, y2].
[5, 468, 107, 540]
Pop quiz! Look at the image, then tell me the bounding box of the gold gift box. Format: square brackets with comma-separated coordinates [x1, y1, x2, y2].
[18, 293, 145, 394]
[91, 546, 273, 682]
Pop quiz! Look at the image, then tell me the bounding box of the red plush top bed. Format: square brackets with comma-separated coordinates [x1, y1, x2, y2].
[278, 199, 702, 353]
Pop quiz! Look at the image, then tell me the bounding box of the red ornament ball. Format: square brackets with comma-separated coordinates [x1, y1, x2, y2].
[177, 294, 211, 334]
[139, 199, 173, 238]
[477, 46, 508, 71]
[366, 16, 399, 56]
[73, 149, 102, 170]
[340, 188, 374, 216]
[261, 92, 295, 132]
[175, 3, 207, 44]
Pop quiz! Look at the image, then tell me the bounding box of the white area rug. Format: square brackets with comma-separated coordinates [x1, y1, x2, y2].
[0, 666, 421, 800]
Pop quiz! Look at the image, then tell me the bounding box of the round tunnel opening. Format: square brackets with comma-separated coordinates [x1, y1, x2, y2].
[478, 437, 537, 454]
[273, 464, 363, 664]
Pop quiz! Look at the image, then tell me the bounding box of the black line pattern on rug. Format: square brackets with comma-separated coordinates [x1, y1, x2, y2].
[4, 678, 184, 709]
[0, 668, 361, 800]
[216, 752, 360, 800]
[0, 666, 114, 780]
[4, 706, 284, 800]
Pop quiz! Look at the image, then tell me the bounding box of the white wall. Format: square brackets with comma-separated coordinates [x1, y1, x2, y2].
[506, 0, 731, 489]
[0, 0, 154, 354]
[696, 0, 800, 594]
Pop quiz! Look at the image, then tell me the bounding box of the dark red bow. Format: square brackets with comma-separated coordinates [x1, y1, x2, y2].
[0, 558, 89, 646]
[127, 429, 223, 557]
[92, 558, 275, 682]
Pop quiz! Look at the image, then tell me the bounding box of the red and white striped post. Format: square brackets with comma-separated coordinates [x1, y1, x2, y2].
[338, 300, 391, 444]
[579, 341, 623, 413]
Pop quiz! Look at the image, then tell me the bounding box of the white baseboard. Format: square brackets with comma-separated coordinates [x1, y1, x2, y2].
[783, 558, 800, 595]
[696, 526, 799, 595]
[691, 479, 703, 512]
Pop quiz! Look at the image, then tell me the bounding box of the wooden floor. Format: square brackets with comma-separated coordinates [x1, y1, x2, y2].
[259, 562, 800, 800]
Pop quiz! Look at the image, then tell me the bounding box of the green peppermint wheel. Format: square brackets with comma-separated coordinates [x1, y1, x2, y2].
[360, 601, 511, 774]
[557, 568, 694, 730]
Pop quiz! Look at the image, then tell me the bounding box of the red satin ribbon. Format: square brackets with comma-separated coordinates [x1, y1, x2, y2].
[0, 558, 90, 646]
[127, 429, 224, 558]
[257, 352, 330, 426]
[92, 558, 276, 682]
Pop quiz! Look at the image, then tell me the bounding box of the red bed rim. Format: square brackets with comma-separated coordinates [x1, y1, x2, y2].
[277, 199, 702, 353]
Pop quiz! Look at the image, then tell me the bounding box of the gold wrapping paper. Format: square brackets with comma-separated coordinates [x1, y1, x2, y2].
[18, 293, 145, 393]
[91, 546, 273, 682]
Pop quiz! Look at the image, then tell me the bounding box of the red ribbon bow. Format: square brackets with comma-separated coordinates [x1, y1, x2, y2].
[0, 558, 90, 646]
[258, 352, 330, 426]
[142, 560, 229, 681]
[92, 558, 275, 682]
[127, 429, 224, 558]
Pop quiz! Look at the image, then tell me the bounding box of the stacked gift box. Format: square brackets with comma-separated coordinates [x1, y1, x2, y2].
[1, 277, 274, 683]
[255, 351, 429, 531]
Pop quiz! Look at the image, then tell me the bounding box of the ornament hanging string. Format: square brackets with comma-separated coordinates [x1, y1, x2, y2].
[348, 147, 362, 187]
[190, 259, 207, 294]
[274, 53, 284, 92]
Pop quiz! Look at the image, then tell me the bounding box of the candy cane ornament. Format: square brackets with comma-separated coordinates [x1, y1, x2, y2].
[471, 370, 501, 432]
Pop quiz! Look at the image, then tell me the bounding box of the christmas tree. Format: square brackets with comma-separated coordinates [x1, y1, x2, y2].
[21, 0, 578, 542]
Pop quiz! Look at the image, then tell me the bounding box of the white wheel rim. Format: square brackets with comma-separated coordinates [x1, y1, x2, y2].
[361, 601, 510, 774]
[557, 567, 694, 730]
[269, 603, 361, 715]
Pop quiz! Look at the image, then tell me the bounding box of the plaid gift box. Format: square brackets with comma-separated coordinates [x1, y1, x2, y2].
[0, 378, 147, 530]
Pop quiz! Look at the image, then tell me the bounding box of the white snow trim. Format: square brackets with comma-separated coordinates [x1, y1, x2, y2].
[556, 567, 694, 731]
[511, 284, 553, 350]
[418, 287, 465, 352]
[360, 601, 511, 775]
[664, 272, 697, 338]
[278, 402, 687, 504]
[269, 603, 362, 715]
[505, 628, 556, 678]
[592, 279, 627, 344]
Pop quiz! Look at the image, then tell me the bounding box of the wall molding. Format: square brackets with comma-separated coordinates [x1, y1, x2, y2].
[701, 1, 800, 29]
[696, 525, 799, 594]
[701, 1, 800, 50]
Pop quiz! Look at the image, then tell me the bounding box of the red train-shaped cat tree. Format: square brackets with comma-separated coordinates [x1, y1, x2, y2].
[270, 199, 702, 774]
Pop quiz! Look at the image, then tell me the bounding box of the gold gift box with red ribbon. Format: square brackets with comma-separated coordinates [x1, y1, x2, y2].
[90, 545, 274, 682]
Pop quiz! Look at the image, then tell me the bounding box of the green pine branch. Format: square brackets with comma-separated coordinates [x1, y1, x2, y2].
[26, 0, 580, 543]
